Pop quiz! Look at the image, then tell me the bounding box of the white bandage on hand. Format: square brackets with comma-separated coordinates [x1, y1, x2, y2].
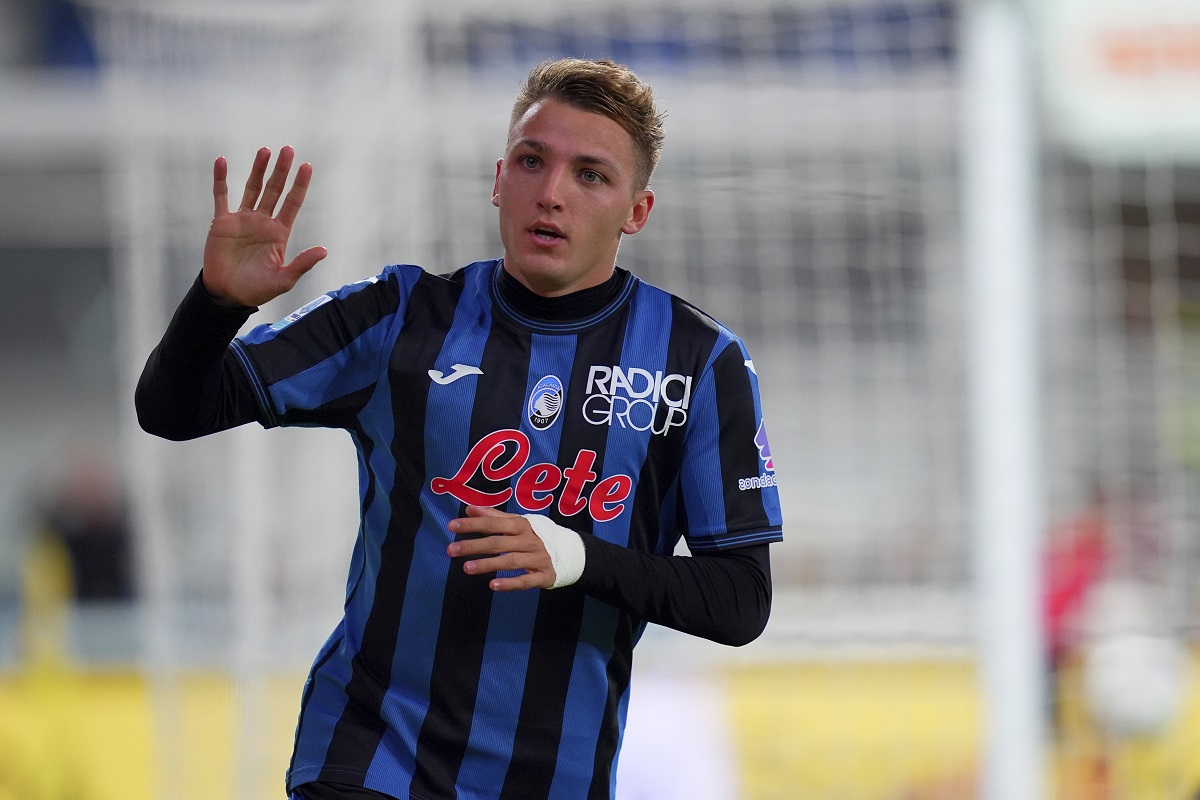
[522, 514, 586, 589]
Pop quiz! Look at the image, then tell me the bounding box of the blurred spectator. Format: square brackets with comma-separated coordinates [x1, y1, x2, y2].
[1040, 487, 1112, 797]
[1043, 486, 1110, 676]
[30, 450, 133, 602]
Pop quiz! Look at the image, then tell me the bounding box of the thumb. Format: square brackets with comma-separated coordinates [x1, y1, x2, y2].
[287, 245, 328, 279]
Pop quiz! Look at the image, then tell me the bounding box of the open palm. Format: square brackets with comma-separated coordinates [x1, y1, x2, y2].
[202, 146, 327, 308]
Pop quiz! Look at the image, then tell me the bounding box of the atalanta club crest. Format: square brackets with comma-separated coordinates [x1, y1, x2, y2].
[527, 375, 564, 430]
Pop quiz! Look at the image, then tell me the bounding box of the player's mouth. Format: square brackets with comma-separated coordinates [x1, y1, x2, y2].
[529, 223, 566, 246]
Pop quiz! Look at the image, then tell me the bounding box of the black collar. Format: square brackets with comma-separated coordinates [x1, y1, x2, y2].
[493, 261, 633, 332]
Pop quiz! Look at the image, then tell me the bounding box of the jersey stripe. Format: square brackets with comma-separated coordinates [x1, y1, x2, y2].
[287, 420, 379, 786]
[495, 308, 630, 798]
[730, 338, 784, 526]
[677, 372, 728, 551]
[362, 266, 496, 794]
[588, 618, 640, 800]
[712, 341, 777, 535]
[409, 298, 531, 798]
[286, 630, 346, 786]
[271, 272, 408, 789]
[537, 278, 667, 799]
[318, 270, 463, 788]
[452, 330, 575, 796]
[577, 289, 707, 799]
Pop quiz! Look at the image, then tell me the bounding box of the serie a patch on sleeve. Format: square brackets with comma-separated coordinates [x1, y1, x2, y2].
[270, 294, 332, 332]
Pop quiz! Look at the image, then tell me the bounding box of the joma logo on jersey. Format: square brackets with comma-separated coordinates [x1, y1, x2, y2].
[582, 366, 691, 436]
[431, 429, 632, 522]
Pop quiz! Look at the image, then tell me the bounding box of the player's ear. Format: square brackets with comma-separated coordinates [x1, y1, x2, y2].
[621, 189, 654, 235]
[492, 159, 503, 208]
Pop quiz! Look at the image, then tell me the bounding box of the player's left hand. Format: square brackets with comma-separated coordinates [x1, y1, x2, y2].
[447, 506, 554, 591]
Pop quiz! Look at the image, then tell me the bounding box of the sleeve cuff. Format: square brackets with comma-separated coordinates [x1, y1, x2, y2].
[191, 270, 259, 316]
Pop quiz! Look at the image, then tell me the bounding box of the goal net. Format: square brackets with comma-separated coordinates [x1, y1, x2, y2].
[83, 0, 1200, 797]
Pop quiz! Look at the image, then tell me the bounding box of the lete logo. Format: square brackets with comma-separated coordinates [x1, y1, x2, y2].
[431, 429, 633, 522]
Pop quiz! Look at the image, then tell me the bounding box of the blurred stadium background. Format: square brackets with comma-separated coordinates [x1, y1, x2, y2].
[1, 0, 1199, 798]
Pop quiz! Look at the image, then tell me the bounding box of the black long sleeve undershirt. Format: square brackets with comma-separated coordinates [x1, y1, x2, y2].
[578, 534, 771, 646]
[135, 272, 773, 646]
[135, 272, 261, 440]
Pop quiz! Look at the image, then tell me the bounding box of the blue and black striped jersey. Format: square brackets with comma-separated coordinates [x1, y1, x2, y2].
[226, 259, 783, 800]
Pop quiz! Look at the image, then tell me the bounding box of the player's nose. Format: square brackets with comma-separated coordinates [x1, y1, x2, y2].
[536, 166, 567, 211]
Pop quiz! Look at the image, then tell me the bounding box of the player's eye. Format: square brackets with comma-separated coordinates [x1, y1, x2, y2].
[580, 170, 604, 184]
[520, 155, 541, 169]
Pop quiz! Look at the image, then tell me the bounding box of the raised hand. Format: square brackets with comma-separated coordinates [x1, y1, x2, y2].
[202, 146, 328, 308]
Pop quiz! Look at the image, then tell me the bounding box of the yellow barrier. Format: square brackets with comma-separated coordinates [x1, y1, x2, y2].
[1, 655, 1199, 800]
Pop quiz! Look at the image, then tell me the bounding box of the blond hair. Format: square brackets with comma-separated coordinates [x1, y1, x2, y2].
[510, 58, 665, 191]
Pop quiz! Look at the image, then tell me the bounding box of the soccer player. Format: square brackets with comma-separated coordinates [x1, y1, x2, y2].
[136, 58, 783, 800]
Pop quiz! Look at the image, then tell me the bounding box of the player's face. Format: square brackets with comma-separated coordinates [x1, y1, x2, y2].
[493, 99, 654, 297]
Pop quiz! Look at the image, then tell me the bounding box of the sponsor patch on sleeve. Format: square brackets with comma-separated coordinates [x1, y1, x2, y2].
[738, 420, 778, 491]
[269, 294, 332, 332]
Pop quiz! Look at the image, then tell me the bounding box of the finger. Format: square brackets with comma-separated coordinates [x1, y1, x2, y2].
[286, 246, 328, 280]
[276, 161, 313, 230]
[465, 505, 515, 519]
[257, 145, 295, 215]
[239, 147, 272, 211]
[488, 572, 553, 592]
[462, 550, 553, 583]
[449, 533, 534, 558]
[450, 513, 525, 537]
[463, 553, 531, 576]
[213, 156, 229, 216]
